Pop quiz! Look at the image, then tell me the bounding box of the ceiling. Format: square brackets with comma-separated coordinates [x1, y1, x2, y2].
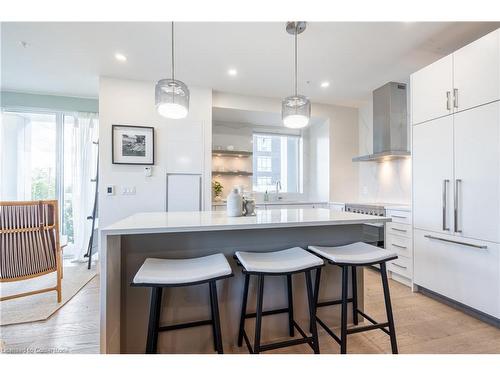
[213, 107, 326, 128]
[2, 22, 499, 107]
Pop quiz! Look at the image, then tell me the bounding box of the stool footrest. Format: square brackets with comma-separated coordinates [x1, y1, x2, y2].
[347, 322, 389, 334]
[316, 308, 391, 342]
[316, 298, 354, 308]
[244, 307, 289, 319]
[259, 337, 313, 352]
[158, 319, 213, 332]
[240, 319, 316, 353]
[356, 310, 390, 335]
[316, 317, 341, 344]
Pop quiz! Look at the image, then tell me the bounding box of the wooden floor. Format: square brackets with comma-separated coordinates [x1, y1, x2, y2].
[1, 268, 499, 354]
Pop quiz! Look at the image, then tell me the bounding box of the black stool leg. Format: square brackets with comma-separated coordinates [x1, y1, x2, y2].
[305, 270, 320, 354]
[352, 265, 359, 325]
[253, 275, 265, 354]
[237, 274, 250, 347]
[146, 287, 163, 354]
[286, 275, 295, 337]
[209, 283, 217, 352]
[340, 265, 349, 354]
[209, 281, 224, 354]
[310, 267, 322, 332]
[380, 262, 398, 354]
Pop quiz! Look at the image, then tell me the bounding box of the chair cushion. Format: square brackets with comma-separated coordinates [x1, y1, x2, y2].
[133, 253, 232, 285]
[308, 242, 397, 265]
[235, 247, 323, 274]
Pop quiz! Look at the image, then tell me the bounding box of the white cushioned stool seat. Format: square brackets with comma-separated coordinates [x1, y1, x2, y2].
[133, 253, 232, 285]
[308, 242, 397, 265]
[235, 247, 323, 274]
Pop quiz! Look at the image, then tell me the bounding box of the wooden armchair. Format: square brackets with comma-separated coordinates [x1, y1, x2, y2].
[0, 200, 62, 302]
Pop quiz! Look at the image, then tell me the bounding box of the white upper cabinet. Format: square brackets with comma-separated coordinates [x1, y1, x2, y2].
[453, 102, 500, 243]
[453, 29, 500, 112]
[411, 28, 500, 125]
[411, 55, 453, 125]
[413, 116, 454, 234]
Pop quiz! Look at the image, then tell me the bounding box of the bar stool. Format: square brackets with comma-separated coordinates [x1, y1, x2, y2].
[234, 247, 324, 354]
[308, 242, 398, 354]
[131, 253, 233, 354]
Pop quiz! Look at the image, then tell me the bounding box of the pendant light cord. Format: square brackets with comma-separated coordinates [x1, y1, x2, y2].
[294, 27, 298, 97]
[171, 21, 175, 81]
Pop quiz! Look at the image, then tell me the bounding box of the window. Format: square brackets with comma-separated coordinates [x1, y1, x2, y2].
[257, 156, 271, 172]
[252, 133, 301, 193]
[256, 135, 272, 152]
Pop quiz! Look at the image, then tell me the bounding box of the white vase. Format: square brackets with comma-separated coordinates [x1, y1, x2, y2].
[226, 188, 243, 217]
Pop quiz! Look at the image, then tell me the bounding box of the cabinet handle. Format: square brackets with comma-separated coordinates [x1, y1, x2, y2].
[391, 243, 407, 249]
[446, 91, 451, 111]
[392, 263, 407, 270]
[454, 179, 462, 233]
[453, 88, 459, 109]
[391, 215, 407, 219]
[392, 228, 407, 233]
[442, 179, 450, 231]
[424, 234, 487, 249]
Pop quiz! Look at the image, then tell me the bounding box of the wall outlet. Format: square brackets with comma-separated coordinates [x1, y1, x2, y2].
[106, 185, 115, 196]
[122, 186, 136, 195]
[144, 167, 152, 177]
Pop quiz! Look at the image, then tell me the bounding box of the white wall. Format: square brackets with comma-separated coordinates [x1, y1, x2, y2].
[357, 97, 411, 204]
[304, 119, 330, 201]
[212, 92, 359, 202]
[98, 77, 212, 228]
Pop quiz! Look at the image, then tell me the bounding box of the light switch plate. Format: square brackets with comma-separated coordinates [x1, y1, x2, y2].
[106, 185, 115, 196]
[122, 186, 136, 195]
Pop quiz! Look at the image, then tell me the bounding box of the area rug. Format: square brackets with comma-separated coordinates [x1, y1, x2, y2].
[0, 263, 97, 326]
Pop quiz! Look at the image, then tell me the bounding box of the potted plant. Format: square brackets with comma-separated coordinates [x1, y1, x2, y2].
[212, 180, 223, 201]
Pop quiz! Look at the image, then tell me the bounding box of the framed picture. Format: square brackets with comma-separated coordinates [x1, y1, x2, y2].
[112, 125, 155, 165]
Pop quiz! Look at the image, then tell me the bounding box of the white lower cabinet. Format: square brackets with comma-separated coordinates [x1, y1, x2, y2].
[388, 255, 412, 280]
[414, 228, 500, 318]
[385, 209, 413, 286]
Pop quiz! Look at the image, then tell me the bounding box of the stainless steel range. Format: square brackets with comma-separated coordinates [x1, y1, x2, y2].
[345, 203, 386, 248]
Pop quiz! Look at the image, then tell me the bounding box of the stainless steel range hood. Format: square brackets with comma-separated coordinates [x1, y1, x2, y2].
[353, 82, 410, 162]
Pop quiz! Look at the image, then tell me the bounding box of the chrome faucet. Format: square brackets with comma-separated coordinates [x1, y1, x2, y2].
[275, 180, 282, 200]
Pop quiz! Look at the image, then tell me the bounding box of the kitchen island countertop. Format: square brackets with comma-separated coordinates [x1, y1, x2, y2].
[102, 208, 391, 235]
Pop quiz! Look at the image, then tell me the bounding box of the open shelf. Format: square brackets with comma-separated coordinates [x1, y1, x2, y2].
[212, 171, 253, 176]
[212, 150, 253, 158]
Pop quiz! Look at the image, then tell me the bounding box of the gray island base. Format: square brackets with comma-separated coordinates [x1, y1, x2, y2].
[100, 209, 390, 354]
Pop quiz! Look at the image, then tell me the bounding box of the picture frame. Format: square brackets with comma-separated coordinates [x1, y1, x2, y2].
[112, 125, 155, 165]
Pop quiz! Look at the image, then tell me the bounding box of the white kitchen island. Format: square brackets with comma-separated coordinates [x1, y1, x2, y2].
[100, 208, 390, 354]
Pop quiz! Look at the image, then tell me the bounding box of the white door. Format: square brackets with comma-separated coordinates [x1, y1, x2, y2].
[453, 102, 500, 243]
[414, 229, 500, 318]
[453, 29, 500, 112]
[411, 55, 453, 125]
[413, 116, 454, 233]
[166, 174, 202, 212]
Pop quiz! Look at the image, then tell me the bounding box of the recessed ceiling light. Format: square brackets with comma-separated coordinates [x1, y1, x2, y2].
[115, 53, 127, 62]
[320, 81, 330, 88]
[228, 68, 237, 76]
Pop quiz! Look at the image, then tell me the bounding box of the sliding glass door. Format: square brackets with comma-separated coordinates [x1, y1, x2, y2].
[1, 109, 98, 259]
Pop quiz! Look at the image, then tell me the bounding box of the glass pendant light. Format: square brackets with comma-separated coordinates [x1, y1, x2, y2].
[282, 22, 311, 129]
[155, 22, 190, 119]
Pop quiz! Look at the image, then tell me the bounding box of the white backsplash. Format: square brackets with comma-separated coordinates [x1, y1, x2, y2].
[358, 98, 411, 205]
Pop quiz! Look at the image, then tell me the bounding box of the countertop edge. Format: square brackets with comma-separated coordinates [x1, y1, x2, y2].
[101, 217, 392, 236]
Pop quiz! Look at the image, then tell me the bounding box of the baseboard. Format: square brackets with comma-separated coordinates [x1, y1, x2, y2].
[416, 285, 500, 328]
[389, 272, 412, 287]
